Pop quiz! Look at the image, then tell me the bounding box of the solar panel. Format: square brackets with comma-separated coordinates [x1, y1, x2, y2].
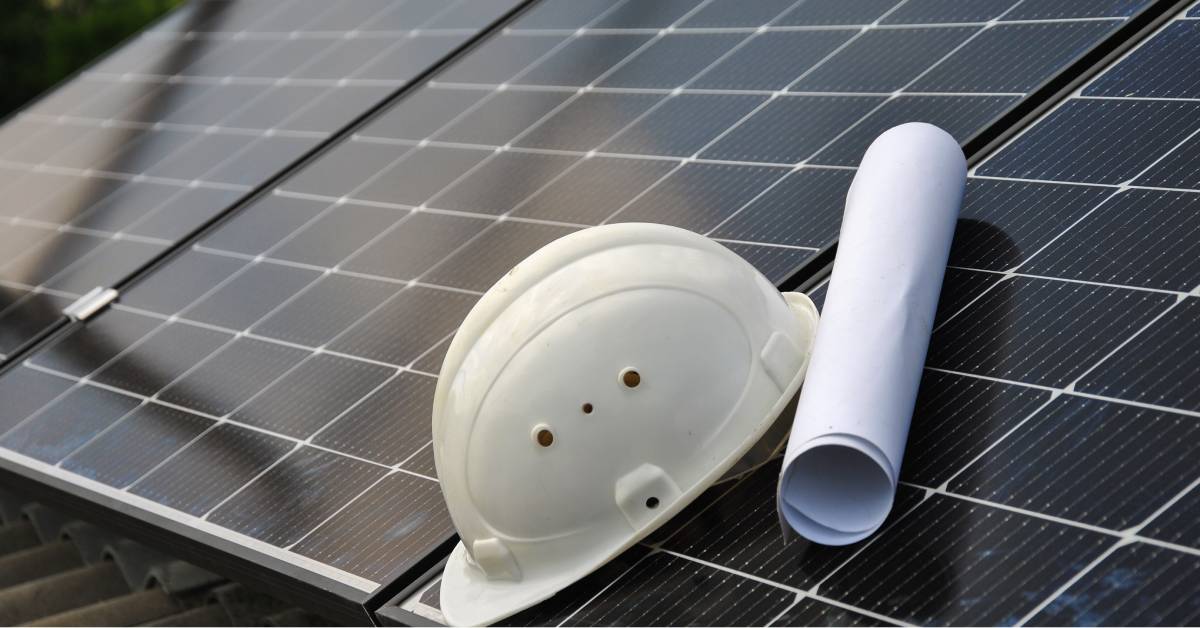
[0, 0, 521, 363]
[397, 3, 1200, 624]
[0, 0, 1193, 623]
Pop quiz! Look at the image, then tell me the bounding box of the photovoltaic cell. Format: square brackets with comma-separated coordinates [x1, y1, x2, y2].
[1076, 296, 1200, 410]
[882, 0, 1016, 24]
[691, 31, 856, 92]
[437, 90, 570, 146]
[930, 268, 1004, 325]
[231, 354, 394, 439]
[947, 179, 1113, 271]
[912, 22, 1120, 93]
[1141, 485, 1200, 549]
[809, 95, 1018, 166]
[900, 370, 1052, 487]
[0, 367, 75, 434]
[130, 424, 295, 517]
[92, 322, 232, 397]
[950, 395, 1200, 529]
[0, 0, 1184, 619]
[611, 162, 788, 232]
[1002, 0, 1150, 19]
[702, 96, 886, 164]
[401, 444, 439, 479]
[311, 372, 438, 466]
[661, 460, 925, 591]
[926, 277, 1173, 388]
[61, 403, 213, 489]
[159, 337, 309, 417]
[206, 446, 389, 547]
[1027, 544, 1200, 626]
[709, 167, 854, 247]
[290, 472, 452, 583]
[977, 99, 1200, 184]
[776, 0, 895, 25]
[1020, 189, 1200, 290]
[1135, 133, 1200, 189]
[817, 495, 1114, 626]
[791, 27, 979, 92]
[769, 597, 893, 627]
[563, 552, 795, 626]
[602, 94, 767, 157]
[0, 385, 140, 465]
[512, 157, 678, 225]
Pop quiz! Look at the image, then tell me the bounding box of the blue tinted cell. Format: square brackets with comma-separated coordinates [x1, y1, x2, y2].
[1, 385, 139, 464]
[61, 403, 212, 488]
[1028, 544, 1200, 626]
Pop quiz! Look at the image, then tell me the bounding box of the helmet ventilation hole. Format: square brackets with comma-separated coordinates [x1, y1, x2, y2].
[581, 403, 593, 414]
[645, 497, 659, 509]
[533, 426, 554, 447]
[620, 368, 641, 388]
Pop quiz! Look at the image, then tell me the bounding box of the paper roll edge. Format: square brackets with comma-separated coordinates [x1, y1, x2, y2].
[777, 433, 897, 546]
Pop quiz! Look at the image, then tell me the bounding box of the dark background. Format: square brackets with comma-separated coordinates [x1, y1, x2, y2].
[1, 0, 183, 118]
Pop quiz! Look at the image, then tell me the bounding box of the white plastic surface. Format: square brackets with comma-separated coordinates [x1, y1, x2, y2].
[434, 223, 819, 626]
[777, 122, 966, 545]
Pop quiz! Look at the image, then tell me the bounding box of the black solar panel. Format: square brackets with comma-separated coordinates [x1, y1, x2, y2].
[395, 2, 1200, 625]
[1, 0, 1198, 624]
[0, 0, 520, 362]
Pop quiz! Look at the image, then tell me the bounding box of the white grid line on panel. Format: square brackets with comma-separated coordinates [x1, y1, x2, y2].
[3, 0, 1194, 612]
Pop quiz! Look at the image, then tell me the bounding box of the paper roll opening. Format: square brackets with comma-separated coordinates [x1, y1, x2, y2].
[780, 437, 894, 545]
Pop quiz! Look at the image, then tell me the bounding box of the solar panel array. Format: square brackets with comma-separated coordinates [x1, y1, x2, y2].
[0, 0, 520, 361]
[0, 0, 1195, 622]
[395, 3, 1200, 625]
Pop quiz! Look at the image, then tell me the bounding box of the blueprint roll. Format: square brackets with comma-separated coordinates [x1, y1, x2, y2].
[778, 122, 966, 545]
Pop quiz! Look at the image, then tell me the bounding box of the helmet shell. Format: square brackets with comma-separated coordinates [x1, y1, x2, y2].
[434, 223, 818, 626]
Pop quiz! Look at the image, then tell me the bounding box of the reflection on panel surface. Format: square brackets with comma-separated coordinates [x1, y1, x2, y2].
[2, 0, 1195, 621]
[0, 0, 518, 360]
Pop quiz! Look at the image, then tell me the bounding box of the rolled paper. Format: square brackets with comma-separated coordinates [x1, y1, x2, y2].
[777, 122, 966, 545]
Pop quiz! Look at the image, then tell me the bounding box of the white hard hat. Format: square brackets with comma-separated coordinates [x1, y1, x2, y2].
[433, 223, 819, 626]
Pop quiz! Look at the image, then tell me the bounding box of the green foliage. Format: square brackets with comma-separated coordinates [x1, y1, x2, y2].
[0, 0, 184, 117]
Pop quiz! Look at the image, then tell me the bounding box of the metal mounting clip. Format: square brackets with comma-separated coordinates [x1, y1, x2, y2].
[63, 286, 119, 322]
